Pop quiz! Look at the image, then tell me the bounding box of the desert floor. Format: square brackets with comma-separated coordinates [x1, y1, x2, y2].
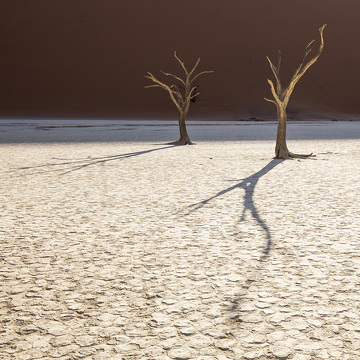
[1, 120, 360, 359]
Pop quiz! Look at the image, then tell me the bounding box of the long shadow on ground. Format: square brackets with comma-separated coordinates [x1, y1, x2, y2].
[188, 158, 284, 258]
[186, 159, 284, 312]
[18, 145, 176, 175]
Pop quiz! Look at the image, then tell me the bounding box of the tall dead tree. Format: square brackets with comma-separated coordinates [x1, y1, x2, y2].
[265, 24, 327, 159]
[145, 52, 213, 145]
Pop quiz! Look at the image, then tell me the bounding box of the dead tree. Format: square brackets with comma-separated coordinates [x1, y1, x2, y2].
[145, 52, 213, 145]
[265, 24, 327, 159]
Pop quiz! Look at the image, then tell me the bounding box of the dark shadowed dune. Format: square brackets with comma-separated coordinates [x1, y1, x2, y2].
[0, 0, 359, 120]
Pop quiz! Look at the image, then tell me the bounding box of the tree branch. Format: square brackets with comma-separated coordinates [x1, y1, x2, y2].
[144, 84, 166, 90]
[264, 97, 277, 105]
[291, 40, 314, 82]
[171, 85, 184, 106]
[289, 24, 326, 89]
[189, 57, 201, 78]
[160, 71, 185, 86]
[190, 70, 215, 84]
[267, 79, 281, 104]
[144, 73, 168, 90]
[174, 51, 188, 75]
[188, 86, 199, 100]
[266, 54, 282, 95]
[145, 72, 182, 112]
[277, 50, 281, 73]
[190, 93, 200, 100]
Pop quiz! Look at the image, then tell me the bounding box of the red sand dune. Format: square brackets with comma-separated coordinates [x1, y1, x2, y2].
[0, 0, 359, 120]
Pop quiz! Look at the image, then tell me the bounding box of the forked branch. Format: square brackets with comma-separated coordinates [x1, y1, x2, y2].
[265, 24, 327, 105]
[292, 40, 314, 80]
[173, 51, 214, 84]
[190, 86, 200, 100]
[265, 79, 281, 105]
[145, 52, 213, 111]
[144, 72, 182, 112]
[292, 24, 326, 82]
[160, 71, 185, 86]
[286, 24, 327, 102]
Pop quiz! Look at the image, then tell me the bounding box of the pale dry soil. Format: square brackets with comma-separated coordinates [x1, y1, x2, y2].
[1, 139, 360, 360]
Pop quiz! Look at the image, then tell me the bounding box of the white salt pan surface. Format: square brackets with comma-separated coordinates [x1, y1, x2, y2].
[1, 120, 360, 358]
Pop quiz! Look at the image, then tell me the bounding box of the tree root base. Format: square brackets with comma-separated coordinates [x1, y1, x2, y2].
[275, 152, 315, 159]
[167, 139, 194, 145]
[289, 152, 315, 159]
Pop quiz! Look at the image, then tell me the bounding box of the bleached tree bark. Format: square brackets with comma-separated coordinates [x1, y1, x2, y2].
[265, 24, 327, 159]
[145, 52, 213, 145]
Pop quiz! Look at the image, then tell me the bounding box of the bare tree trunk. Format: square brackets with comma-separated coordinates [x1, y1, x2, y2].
[275, 105, 290, 158]
[170, 109, 192, 145]
[178, 110, 192, 144]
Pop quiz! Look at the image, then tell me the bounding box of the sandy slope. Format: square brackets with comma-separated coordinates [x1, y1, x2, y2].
[1, 123, 360, 359]
[1, 0, 360, 120]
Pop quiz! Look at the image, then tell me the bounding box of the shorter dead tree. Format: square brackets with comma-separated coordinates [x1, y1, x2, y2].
[145, 52, 213, 145]
[265, 24, 327, 159]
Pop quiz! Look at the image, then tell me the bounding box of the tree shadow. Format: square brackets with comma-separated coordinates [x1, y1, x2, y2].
[188, 158, 283, 258]
[186, 158, 284, 312]
[18, 145, 177, 175]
